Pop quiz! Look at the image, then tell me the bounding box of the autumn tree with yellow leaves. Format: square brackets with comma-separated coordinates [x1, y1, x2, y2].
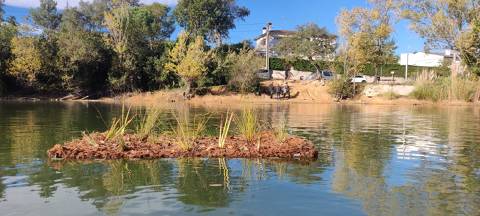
[165, 32, 210, 95]
[336, 0, 397, 76]
[8, 37, 43, 87]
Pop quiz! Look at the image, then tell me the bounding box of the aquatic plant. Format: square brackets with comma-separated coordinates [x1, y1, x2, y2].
[273, 119, 289, 142]
[136, 108, 162, 139]
[82, 132, 98, 146]
[218, 111, 234, 148]
[105, 105, 135, 141]
[171, 111, 209, 151]
[218, 158, 231, 190]
[236, 108, 259, 143]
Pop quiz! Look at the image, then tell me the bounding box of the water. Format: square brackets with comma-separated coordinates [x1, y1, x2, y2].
[0, 102, 479, 216]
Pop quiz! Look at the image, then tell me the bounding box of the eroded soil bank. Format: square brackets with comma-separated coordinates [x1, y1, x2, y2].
[47, 131, 318, 160]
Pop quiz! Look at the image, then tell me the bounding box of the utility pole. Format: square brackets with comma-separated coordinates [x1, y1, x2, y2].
[405, 53, 409, 81]
[265, 22, 272, 73]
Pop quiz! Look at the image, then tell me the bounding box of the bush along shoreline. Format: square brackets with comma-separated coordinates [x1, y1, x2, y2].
[47, 108, 318, 161]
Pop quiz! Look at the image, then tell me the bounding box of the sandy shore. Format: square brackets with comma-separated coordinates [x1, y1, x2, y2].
[3, 80, 477, 107]
[99, 81, 477, 108]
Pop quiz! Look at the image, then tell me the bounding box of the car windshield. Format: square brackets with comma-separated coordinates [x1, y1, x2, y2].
[323, 72, 333, 76]
[355, 75, 363, 78]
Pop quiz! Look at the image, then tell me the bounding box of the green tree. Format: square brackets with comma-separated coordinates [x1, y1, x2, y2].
[30, 0, 62, 31]
[165, 32, 210, 95]
[274, 23, 337, 72]
[57, 8, 112, 93]
[0, 0, 4, 21]
[0, 21, 17, 75]
[78, 0, 111, 31]
[104, 2, 175, 92]
[226, 48, 263, 93]
[174, 0, 249, 46]
[458, 18, 480, 76]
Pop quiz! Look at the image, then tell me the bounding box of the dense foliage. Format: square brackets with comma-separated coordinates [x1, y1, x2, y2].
[273, 23, 337, 72]
[0, 0, 479, 99]
[174, 0, 249, 46]
[336, 0, 397, 75]
[0, 0, 257, 97]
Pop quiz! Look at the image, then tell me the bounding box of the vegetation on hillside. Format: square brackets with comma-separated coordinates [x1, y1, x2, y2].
[0, 0, 479, 102]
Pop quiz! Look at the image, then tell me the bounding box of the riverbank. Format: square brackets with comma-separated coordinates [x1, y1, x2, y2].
[100, 81, 477, 108]
[2, 80, 478, 107]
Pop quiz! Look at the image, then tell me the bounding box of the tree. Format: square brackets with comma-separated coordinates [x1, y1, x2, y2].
[0, 0, 4, 21]
[30, 0, 62, 31]
[0, 21, 17, 75]
[226, 48, 263, 93]
[104, 2, 175, 91]
[458, 18, 480, 76]
[78, 0, 112, 31]
[274, 23, 337, 72]
[174, 0, 249, 46]
[165, 32, 210, 95]
[130, 3, 175, 45]
[57, 8, 112, 93]
[336, 1, 397, 75]
[8, 37, 43, 87]
[104, 3, 130, 65]
[398, 0, 479, 51]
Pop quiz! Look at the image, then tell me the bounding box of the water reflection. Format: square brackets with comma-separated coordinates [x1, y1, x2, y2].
[0, 102, 479, 215]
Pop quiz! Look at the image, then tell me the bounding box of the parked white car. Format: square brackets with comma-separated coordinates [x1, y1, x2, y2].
[351, 75, 367, 83]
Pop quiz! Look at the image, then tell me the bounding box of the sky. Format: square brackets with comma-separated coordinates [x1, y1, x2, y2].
[2, 0, 425, 55]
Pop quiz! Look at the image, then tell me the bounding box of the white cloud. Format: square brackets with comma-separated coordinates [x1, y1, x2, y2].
[5, 0, 178, 9]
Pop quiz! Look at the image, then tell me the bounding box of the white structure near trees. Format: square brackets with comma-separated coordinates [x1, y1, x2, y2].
[399, 52, 444, 67]
[255, 29, 295, 57]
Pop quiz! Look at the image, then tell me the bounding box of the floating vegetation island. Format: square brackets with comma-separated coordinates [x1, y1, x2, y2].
[47, 108, 318, 160]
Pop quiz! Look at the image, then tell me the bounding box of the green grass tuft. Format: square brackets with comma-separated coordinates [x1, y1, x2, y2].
[171, 111, 209, 151]
[136, 108, 162, 139]
[105, 105, 135, 141]
[236, 108, 259, 143]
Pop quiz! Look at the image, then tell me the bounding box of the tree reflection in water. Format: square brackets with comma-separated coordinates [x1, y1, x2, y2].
[1, 103, 479, 215]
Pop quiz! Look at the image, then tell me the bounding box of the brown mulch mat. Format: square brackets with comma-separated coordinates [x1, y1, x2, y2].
[47, 131, 318, 160]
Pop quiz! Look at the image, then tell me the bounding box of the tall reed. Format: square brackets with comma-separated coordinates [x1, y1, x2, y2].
[105, 105, 135, 141]
[236, 108, 259, 143]
[411, 77, 479, 102]
[171, 112, 209, 151]
[218, 111, 234, 148]
[273, 119, 289, 142]
[136, 108, 162, 139]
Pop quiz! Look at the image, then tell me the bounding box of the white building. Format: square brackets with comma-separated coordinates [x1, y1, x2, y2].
[399, 50, 461, 68]
[254, 29, 295, 56]
[399, 52, 444, 67]
[254, 26, 336, 61]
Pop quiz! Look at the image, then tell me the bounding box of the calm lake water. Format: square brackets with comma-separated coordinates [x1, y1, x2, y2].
[0, 102, 479, 216]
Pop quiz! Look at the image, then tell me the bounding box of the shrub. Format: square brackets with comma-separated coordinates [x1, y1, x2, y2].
[227, 48, 263, 93]
[327, 76, 364, 100]
[411, 77, 480, 102]
[269, 57, 286, 70]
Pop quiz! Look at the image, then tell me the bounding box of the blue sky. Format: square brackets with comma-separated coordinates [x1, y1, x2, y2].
[2, 0, 425, 55]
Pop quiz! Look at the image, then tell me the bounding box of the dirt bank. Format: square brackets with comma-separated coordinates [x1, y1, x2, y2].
[5, 80, 477, 107]
[102, 80, 477, 108]
[47, 131, 318, 160]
